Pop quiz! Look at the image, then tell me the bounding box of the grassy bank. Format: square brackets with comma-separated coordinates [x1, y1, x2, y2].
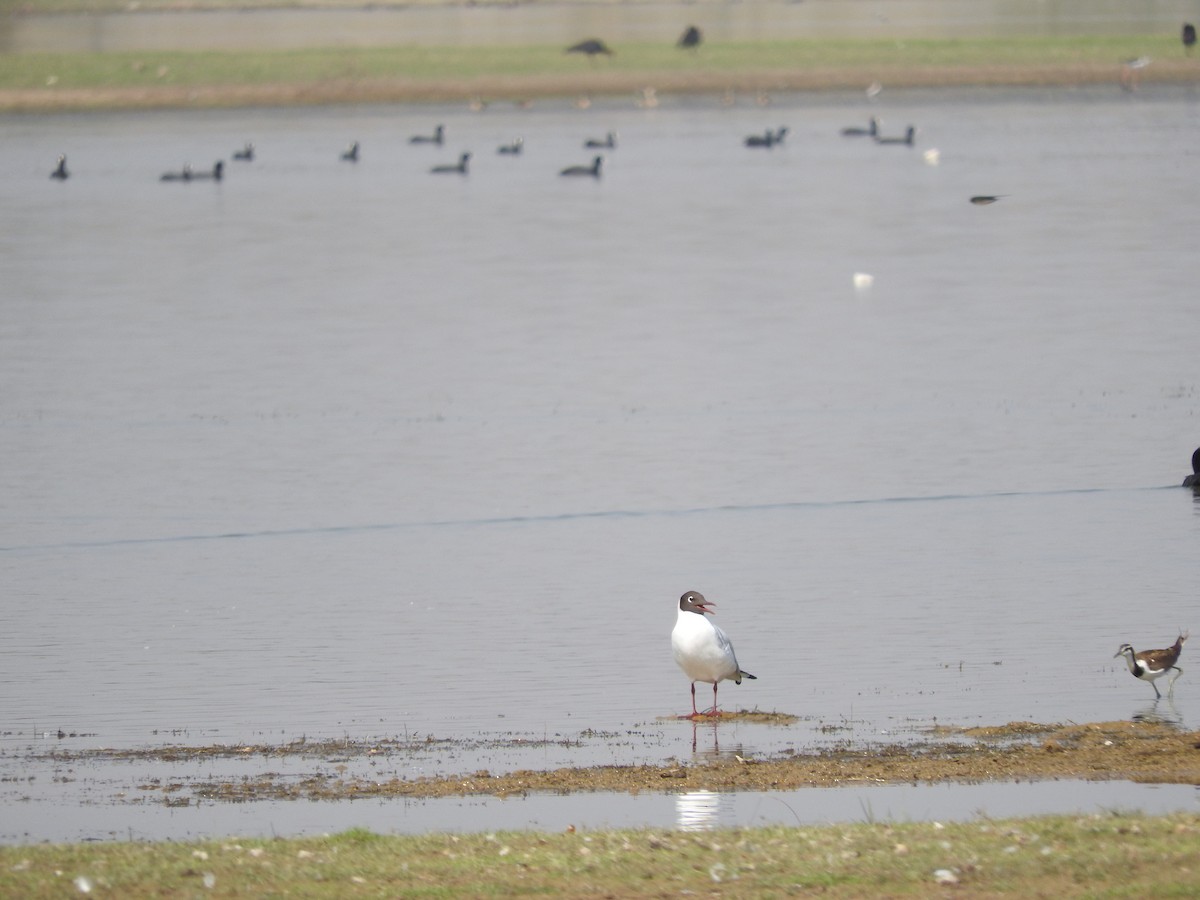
[2, 813, 1198, 897]
[3, 36, 1199, 111]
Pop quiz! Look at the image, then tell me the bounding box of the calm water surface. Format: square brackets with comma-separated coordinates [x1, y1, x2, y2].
[3, 86, 1199, 841]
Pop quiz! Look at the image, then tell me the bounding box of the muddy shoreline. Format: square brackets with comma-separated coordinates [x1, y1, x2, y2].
[6, 61, 1200, 112]
[31, 719, 1200, 806]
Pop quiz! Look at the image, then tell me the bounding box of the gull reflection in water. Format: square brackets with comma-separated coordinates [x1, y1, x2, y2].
[676, 790, 730, 831]
[690, 719, 751, 762]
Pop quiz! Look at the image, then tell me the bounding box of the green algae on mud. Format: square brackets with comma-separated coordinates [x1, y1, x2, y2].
[3, 36, 1200, 111]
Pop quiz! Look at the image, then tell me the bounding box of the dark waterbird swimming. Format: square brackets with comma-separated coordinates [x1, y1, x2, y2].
[410, 125, 445, 146]
[232, 143, 255, 161]
[566, 39, 614, 57]
[160, 161, 223, 182]
[560, 156, 603, 178]
[584, 131, 617, 149]
[497, 139, 524, 155]
[745, 127, 787, 148]
[969, 195, 1006, 205]
[340, 141, 359, 162]
[841, 117, 878, 137]
[1183, 447, 1200, 487]
[430, 152, 470, 175]
[1184, 23, 1197, 55]
[50, 155, 69, 180]
[875, 125, 916, 146]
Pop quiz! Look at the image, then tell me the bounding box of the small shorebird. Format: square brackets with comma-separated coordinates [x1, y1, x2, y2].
[1115, 633, 1188, 699]
[671, 591, 757, 717]
[1120, 56, 1151, 91]
[1182, 447, 1200, 487]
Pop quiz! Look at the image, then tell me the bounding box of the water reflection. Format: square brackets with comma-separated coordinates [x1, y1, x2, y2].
[676, 790, 730, 832]
[687, 719, 753, 761]
[1131, 699, 1185, 728]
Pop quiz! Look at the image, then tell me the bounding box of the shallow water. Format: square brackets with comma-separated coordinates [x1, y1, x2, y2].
[2, 777, 1197, 844]
[2, 85, 1199, 842]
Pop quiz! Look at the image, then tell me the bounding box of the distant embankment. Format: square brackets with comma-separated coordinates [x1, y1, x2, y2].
[2, 0, 1193, 54]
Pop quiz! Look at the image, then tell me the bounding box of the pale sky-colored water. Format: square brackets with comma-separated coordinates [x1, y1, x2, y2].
[2, 86, 1198, 841]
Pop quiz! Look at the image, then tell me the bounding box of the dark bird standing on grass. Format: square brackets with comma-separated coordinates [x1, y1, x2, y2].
[567, 39, 614, 57]
[1115, 633, 1188, 699]
[671, 591, 757, 718]
[678, 26, 703, 50]
[1183, 447, 1200, 487]
[410, 125, 445, 146]
[430, 152, 470, 175]
[1184, 23, 1197, 55]
[560, 156, 603, 178]
[50, 155, 69, 180]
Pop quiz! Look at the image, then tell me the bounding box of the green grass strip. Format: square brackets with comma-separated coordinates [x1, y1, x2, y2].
[1, 813, 1199, 897]
[1, 36, 1186, 92]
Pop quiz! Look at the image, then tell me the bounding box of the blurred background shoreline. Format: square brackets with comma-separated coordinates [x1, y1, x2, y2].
[6, 0, 1197, 53]
[5, 0, 1199, 111]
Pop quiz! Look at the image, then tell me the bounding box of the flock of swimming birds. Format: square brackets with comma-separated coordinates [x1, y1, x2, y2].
[43, 112, 948, 193]
[671, 448, 1200, 718]
[44, 18, 1200, 193]
[44, 109, 932, 187]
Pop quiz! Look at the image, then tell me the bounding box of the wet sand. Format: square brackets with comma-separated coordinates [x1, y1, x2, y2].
[34, 719, 1200, 805]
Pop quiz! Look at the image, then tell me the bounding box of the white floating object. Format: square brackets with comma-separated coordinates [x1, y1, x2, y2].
[923, 148, 941, 166]
[853, 272, 874, 292]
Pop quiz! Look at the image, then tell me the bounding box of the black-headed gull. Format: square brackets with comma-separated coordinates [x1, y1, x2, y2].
[671, 590, 756, 717]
